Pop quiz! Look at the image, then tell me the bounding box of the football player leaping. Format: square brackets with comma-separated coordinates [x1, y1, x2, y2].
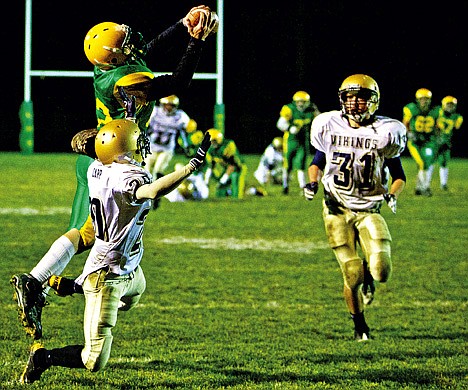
[304, 74, 407, 341]
[10, 6, 219, 341]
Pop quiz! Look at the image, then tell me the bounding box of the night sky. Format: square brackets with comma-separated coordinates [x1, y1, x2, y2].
[4, 1, 466, 156]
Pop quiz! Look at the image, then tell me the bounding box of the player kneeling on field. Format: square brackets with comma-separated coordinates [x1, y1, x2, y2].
[19, 119, 211, 383]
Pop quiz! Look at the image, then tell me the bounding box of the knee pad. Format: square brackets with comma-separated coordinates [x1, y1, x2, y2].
[324, 213, 352, 248]
[341, 258, 364, 289]
[368, 245, 392, 282]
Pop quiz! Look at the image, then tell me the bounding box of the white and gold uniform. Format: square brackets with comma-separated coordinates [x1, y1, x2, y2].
[312, 111, 406, 210]
[311, 110, 406, 304]
[145, 104, 190, 177]
[76, 160, 151, 371]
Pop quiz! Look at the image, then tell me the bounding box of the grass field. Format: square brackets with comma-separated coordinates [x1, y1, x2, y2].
[0, 152, 467, 389]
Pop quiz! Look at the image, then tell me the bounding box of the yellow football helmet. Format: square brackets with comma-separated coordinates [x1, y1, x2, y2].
[95, 119, 142, 165]
[415, 88, 432, 99]
[207, 128, 224, 146]
[293, 91, 310, 102]
[159, 95, 180, 107]
[292, 91, 310, 112]
[338, 74, 380, 123]
[186, 119, 198, 133]
[84, 22, 146, 68]
[441, 96, 457, 112]
[272, 137, 283, 151]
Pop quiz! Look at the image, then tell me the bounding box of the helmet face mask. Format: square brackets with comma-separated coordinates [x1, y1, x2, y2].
[292, 91, 311, 112]
[441, 96, 457, 113]
[95, 119, 144, 165]
[159, 95, 179, 114]
[338, 74, 380, 124]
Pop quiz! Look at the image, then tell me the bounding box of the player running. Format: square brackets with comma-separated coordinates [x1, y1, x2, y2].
[304, 74, 407, 341]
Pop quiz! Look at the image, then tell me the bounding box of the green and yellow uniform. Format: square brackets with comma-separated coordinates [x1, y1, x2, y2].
[279, 102, 315, 173]
[206, 138, 247, 199]
[68, 59, 156, 231]
[403, 102, 439, 171]
[435, 106, 463, 167]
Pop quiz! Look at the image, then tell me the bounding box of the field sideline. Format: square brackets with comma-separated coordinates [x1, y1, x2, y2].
[0, 153, 467, 389]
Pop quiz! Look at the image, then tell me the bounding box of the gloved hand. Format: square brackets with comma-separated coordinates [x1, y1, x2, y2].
[219, 173, 230, 185]
[304, 182, 319, 201]
[189, 131, 211, 171]
[383, 193, 397, 214]
[183, 6, 219, 41]
[118, 86, 136, 121]
[289, 126, 299, 134]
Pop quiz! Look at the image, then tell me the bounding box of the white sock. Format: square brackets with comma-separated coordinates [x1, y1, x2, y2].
[282, 168, 289, 187]
[417, 170, 425, 190]
[440, 167, 448, 186]
[30, 235, 77, 285]
[297, 170, 306, 188]
[426, 165, 434, 188]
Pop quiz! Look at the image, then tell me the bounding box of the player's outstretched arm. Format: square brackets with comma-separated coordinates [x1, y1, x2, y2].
[136, 132, 212, 200]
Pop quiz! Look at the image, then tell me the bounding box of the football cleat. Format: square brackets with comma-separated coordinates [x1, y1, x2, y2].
[10, 274, 47, 339]
[20, 343, 50, 384]
[354, 330, 370, 342]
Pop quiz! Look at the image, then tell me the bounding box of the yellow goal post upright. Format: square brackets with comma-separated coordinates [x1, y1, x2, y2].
[20, 0, 225, 154]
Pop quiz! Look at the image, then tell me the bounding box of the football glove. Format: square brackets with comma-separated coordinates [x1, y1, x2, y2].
[71, 128, 99, 158]
[304, 182, 319, 201]
[219, 173, 230, 185]
[183, 6, 219, 41]
[289, 126, 299, 134]
[383, 193, 397, 214]
[189, 131, 211, 171]
[48, 275, 83, 297]
[118, 86, 136, 121]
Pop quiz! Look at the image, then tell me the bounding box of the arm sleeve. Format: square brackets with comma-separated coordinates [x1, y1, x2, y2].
[310, 150, 326, 171]
[146, 38, 204, 101]
[385, 157, 406, 182]
[136, 164, 193, 200]
[145, 20, 187, 63]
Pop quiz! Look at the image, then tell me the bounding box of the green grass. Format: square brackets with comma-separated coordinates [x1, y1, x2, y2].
[0, 152, 467, 389]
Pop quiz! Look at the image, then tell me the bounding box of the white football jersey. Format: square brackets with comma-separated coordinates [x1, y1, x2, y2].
[76, 160, 152, 285]
[311, 111, 406, 211]
[147, 106, 190, 153]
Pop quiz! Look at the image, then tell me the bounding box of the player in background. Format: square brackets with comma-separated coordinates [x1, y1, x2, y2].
[432, 96, 463, 191]
[204, 129, 247, 199]
[248, 137, 284, 196]
[19, 119, 212, 384]
[145, 95, 191, 181]
[165, 162, 210, 202]
[303, 74, 407, 341]
[10, 6, 219, 340]
[276, 91, 320, 195]
[402, 88, 439, 196]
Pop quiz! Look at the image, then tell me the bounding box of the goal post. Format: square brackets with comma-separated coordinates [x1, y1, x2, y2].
[20, 0, 225, 154]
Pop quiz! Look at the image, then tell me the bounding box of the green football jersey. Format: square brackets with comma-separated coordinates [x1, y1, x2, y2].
[436, 107, 463, 145]
[93, 57, 156, 132]
[402, 102, 439, 144]
[279, 102, 314, 146]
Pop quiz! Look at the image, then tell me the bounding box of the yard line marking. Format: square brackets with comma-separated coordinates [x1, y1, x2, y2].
[0, 207, 70, 215]
[154, 236, 329, 253]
